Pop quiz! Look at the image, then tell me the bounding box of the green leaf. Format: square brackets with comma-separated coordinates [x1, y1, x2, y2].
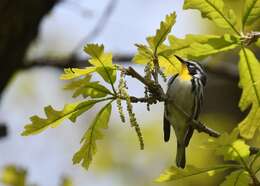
[61, 44, 117, 85]
[72, 81, 113, 98]
[60, 67, 96, 80]
[96, 66, 117, 85]
[60, 177, 73, 186]
[208, 129, 250, 161]
[220, 170, 250, 186]
[84, 44, 116, 84]
[133, 44, 153, 65]
[149, 12, 176, 53]
[256, 38, 260, 47]
[168, 34, 239, 59]
[238, 48, 260, 139]
[1, 166, 27, 186]
[216, 139, 251, 161]
[183, 0, 237, 31]
[158, 54, 181, 76]
[242, 0, 260, 28]
[155, 34, 239, 76]
[155, 164, 239, 183]
[64, 75, 92, 90]
[21, 100, 100, 136]
[84, 44, 109, 65]
[250, 151, 260, 168]
[72, 102, 112, 170]
[168, 34, 217, 58]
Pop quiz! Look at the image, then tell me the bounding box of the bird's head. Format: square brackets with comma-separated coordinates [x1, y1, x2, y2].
[175, 55, 207, 86]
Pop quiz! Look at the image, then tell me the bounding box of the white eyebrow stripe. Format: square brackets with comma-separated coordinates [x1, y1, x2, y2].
[187, 60, 204, 73]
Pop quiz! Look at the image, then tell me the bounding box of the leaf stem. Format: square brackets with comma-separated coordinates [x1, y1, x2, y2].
[231, 146, 260, 185]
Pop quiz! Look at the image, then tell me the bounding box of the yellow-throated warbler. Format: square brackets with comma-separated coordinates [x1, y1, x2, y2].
[164, 55, 207, 168]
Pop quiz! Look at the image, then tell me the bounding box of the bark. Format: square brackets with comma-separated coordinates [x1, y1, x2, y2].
[0, 124, 7, 138]
[0, 0, 59, 96]
[0, 0, 59, 138]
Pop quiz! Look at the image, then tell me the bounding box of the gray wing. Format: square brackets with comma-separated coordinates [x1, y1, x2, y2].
[163, 74, 178, 142]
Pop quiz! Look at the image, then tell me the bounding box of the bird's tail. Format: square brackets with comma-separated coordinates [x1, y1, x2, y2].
[176, 143, 186, 168]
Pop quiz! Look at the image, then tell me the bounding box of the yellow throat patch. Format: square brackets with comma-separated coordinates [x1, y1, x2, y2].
[179, 63, 192, 81]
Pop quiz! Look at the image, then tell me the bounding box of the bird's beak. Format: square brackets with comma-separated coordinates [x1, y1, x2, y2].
[175, 55, 190, 78]
[174, 55, 186, 65]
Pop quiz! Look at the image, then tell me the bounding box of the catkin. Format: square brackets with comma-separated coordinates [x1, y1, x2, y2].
[116, 70, 126, 123]
[118, 70, 144, 150]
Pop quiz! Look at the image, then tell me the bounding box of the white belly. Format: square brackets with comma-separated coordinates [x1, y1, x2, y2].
[165, 76, 195, 142]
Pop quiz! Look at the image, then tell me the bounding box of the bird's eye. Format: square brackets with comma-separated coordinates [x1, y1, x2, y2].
[189, 65, 195, 70]
[188, 65, 196, 74]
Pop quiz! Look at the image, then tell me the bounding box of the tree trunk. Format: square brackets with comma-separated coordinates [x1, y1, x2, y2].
[0, 0, 59, 138]
[0, 0, 59, 96]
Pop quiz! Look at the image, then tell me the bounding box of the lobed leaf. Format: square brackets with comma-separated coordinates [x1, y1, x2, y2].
[134, 43, 181, 76]
[63, 75, 92, 90]
[155, 164, 239, 183]
[70, 81, 112, 98]
[154, 34, 239, 76]
[133, 44, 153, 65]
[72, 102, 112, 170]
[220, 170, 250, 186]
[183, 0, 237, 31]
[60, 67, 96, 80]
[96, 66, 117, 85]
[238, 48, 260, 139]
[149, 12, 176, 53]
[21, 100, 100, 136]
[215, 139, 250, 161]
[158, 54, 181, 76]
[242, 0, 260, 28]
[168, 34, 239, 59]
[84, 44, 116, 84]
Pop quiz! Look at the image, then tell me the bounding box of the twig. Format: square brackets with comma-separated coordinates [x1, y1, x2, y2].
[122, 66, 167, 101]
[241, 31, 260, 46]
[129, 96, 157, 104]
[192, 120, 220, 137]
[250, 147, 260, 155]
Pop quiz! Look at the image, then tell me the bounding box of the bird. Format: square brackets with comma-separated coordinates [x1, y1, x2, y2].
[164, 55, 207, 168]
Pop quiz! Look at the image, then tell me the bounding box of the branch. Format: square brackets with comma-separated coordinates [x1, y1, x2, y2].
[192, 120, 220, 137]
[24, 55, 238, 80]
[128, 96, 157, 104]
[241, 31, 260, 46]
[121, 66, 167, 101]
